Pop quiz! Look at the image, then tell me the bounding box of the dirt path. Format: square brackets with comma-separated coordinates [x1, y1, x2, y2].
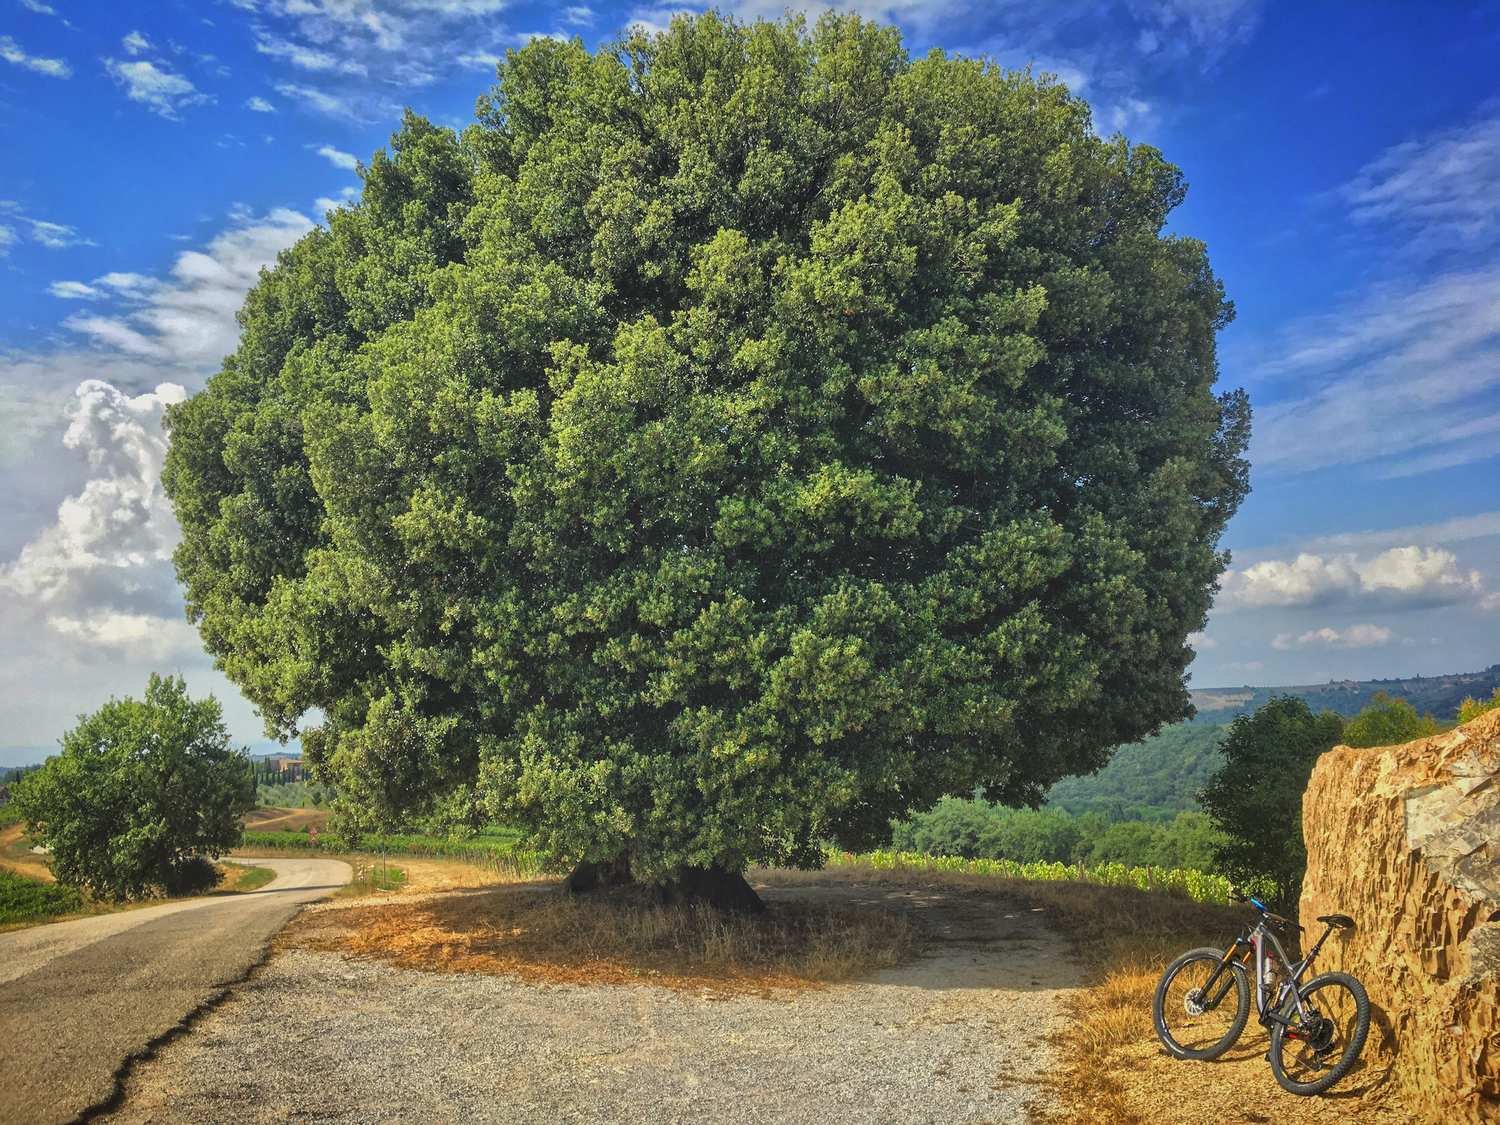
[109, 878, 1082, 1123]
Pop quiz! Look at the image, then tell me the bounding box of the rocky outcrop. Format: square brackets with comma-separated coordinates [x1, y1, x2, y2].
[1301, 709, 1500, 1123]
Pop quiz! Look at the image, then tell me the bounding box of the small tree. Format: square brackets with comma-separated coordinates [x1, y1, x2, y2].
[12, 675, 256, 901]
[1342, 691, 1439, 748]
[1199, 696, 1344, 911]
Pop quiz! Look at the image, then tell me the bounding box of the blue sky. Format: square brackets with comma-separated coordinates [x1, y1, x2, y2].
[1, 0, 1498, 761]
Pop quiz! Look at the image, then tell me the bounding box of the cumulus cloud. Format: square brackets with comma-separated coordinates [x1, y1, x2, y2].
[1272, 624, 1394, 651]
[1220, 546, 1491, 611]
[246, 95, 277, 112]
[0, 35, 71, 78]
[1185, 631, 1217, 651]
[104, 57, 213, 119]
[1, 381, 185, 614]
[122, 30, 153, 56]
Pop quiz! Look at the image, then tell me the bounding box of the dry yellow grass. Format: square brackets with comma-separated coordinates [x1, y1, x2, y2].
[285, 878, 920, 995]
[243, 806, 331, 832]
[0, 823, 54, 883]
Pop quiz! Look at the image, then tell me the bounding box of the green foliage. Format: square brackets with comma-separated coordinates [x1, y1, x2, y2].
[1045, 721, 1228, 819]
[255, 779, 334, 807]
[163, 13, 1248, 881]
[0, 869, 84, 925]
[892, 798, 1223, 869]
[1341, 691, 1440, 748]
[11, 676, 256, 901]
[1457, 688, 1500, 725]
[831, 849, 1236, 904]
[1199, 696, 1343, 911]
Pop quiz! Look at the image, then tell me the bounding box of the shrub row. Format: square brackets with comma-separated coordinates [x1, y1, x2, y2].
[826, 849, 1238, 904]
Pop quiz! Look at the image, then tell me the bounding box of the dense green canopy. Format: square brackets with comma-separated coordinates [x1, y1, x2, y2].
[13, 676, 255, 901]
[164, 13, 1249, 881]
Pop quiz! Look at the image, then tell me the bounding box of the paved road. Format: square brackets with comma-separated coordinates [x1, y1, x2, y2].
[0, 857, 350, 1125]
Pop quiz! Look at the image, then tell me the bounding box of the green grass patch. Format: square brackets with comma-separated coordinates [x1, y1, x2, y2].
[0, 868, 83, 924]
[222, 863, 276, 892]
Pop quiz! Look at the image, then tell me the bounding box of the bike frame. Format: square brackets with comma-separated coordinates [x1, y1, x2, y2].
[1197, 906, 1339, 1033]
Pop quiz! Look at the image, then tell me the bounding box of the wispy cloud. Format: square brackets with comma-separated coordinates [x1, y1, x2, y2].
[1251, 267, 1500, 476]
[122, 30, 153, 56]
[254, 32, 367, 76]
[1341, 110, 1500, 256]
[272, 81, 370, 121]
[48, 281, 102, 300]
[245, 95, 277, 112]
[0, 35, 71, 78]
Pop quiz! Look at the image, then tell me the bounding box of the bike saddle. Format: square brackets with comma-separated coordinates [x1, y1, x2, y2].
[1318, 913, 1355, 930]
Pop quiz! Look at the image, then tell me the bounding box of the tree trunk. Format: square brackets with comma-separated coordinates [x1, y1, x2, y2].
[563, 853, 634, 895]
[661, 864, 766, 914]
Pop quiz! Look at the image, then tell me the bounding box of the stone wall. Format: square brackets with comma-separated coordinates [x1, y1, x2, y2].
[1301, 709, 1500, 1122]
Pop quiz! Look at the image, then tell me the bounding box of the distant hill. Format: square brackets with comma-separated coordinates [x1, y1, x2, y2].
[1045, 722, 1228, 821]
[1046, 663, 1500, 821]
[1188, 664, 1500, 724]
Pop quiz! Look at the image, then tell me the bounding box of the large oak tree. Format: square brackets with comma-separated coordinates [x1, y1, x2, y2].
[164, 13, 1249, 906]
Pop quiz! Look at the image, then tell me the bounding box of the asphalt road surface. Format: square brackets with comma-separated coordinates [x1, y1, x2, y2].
[0, 857, 350, 1125]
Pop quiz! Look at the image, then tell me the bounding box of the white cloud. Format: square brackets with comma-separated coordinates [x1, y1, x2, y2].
[20, 1, 59, 15]
[28, 219, 93, 249]
[1341, 111, 1500, 254]
[246, 95, 277, 112]
[1272, 624, 1394, 651]
[255, 33, 367, 75]
[1186, 630, 1217, 650]
[0, 35, 71, 78]
[315, 143, 359, 170]
[273, 81, 368, 120]
[104, 57, 213, 119]
[0, 225, 15, 257]
[1250, 268, 1500, 476]
[458, 51, 503, 69]
[59, 208, 315, 367]
[1282, 510, 1500, 558]
[96, 271, 159, 295]
[1, 381, 186, 608]
[122, 30, 153, 56]
[48, 281, 102, 300]
[48, 611, 200, 658]
[1220, 546, 1489, 611]
[562, 5, 595, 26]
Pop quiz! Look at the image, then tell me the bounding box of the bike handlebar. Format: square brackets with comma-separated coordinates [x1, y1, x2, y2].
[1232, 891, 1304, 931]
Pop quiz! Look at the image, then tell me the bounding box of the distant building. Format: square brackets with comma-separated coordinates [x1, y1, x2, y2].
[264, 755, 304, 780]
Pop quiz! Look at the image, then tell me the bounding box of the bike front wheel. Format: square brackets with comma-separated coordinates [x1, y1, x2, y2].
[1152, 947, 1250, 1060]
[1268, 971, 1371, 1095]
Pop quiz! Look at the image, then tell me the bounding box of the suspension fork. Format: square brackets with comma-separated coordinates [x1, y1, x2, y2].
[1198, 934, 1252, 1008]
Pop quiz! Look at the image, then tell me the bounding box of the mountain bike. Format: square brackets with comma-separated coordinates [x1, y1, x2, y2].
[1151, 892, 1370, 1095]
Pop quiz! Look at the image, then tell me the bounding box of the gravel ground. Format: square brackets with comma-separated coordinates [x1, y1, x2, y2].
[109, 880, 1081, 1124]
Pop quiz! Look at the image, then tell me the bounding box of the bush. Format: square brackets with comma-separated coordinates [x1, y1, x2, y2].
[1458, 688, 1500, 725]
[1341, 691, 1439, 748]
[12, 675, 256, 901]
[161, 857, 223, 896]
[0, 869, 84, 924]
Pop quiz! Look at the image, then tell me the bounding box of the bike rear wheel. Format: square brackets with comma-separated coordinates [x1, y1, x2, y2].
[1268, 971, 1371, 1095]
[1152, 947, 1250, 1060]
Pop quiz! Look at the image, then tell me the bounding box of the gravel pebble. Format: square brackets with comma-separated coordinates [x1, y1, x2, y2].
[111, 881, 1080, 1124]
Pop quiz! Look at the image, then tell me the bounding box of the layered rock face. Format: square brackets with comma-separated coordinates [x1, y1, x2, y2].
[1301, 709, 1500, 1123]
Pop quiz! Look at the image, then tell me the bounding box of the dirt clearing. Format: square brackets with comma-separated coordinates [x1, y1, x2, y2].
[109, 874, 1081, 1123]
